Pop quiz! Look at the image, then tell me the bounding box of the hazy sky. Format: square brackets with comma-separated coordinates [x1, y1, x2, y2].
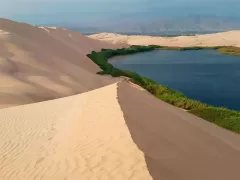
[1, 0, 240, 25]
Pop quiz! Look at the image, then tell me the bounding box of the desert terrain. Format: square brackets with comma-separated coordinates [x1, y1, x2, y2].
[0, 19, 240, 180]
[0, 18, 126, 108]
[89, 31, 240, 47]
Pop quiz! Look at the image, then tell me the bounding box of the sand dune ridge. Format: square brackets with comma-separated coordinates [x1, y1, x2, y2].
[0, 83, 152, 180]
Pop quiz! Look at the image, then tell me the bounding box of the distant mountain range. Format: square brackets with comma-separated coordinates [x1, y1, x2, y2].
[59, 16, 240, 36]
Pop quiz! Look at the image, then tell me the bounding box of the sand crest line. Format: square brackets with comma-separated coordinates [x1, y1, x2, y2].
[0, 83, 152, 180]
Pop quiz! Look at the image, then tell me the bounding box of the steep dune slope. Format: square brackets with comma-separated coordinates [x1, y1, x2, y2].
[118, 82, 240, 180]
[0, 18, 125, 108]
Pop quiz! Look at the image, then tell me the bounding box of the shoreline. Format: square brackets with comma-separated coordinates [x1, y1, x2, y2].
[106, 44, 240, 57]
[87, 45, 240, 133]
[89, 31, 240, 55]
[108, 47, 240, 62]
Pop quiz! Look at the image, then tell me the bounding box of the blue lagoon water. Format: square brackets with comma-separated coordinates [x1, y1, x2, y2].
[110, 50, 240, 110]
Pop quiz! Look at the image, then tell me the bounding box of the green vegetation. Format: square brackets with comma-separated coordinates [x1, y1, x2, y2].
[156, 46, 220, 51]
[189, 108, 240, 132]
[218, 46, 240, 56]
[148, 45, 240, 56]
[87, 45, 240, 133]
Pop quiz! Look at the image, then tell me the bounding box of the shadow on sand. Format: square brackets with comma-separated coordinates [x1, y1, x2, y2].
[117, 82, 240, 180]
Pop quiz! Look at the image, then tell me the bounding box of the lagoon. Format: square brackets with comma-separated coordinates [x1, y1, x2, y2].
[110, 50, 240, 110]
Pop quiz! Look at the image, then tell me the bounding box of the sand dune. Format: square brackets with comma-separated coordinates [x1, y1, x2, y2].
[0, 18, 126, 108]
[0, 18, 240, 180]
[89, 31, 240, 47]
[0, 81, 239, 180]
[0, 83, 152, 180]
[118, 82, 240, 180]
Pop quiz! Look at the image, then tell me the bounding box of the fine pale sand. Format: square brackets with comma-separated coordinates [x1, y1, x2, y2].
[89, 31, 240, 47]
[0, 83, 152, 180]
[118, 82, 240, 180]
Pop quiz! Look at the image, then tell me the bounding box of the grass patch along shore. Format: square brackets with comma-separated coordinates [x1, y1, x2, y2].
[146, 45, 240, 56]
[153, 45, 240, 56]
[87, 45, 240, 133]
[218, 46, 240, 56]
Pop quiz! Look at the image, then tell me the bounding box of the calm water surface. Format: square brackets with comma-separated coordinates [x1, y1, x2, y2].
[110, 50, 240, 110]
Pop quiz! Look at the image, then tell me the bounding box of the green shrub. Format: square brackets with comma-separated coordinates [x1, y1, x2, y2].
[218, 46, 240, 56]
[189, 108, 240, 133]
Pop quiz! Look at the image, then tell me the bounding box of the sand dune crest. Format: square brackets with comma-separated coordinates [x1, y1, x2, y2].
[0, 83, 152, 180]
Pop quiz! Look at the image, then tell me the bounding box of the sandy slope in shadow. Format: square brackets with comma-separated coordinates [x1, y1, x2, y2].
[117, 82, 240, 180]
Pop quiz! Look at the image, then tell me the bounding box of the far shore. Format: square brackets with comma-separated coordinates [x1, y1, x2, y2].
[89, 31, 240, 48]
